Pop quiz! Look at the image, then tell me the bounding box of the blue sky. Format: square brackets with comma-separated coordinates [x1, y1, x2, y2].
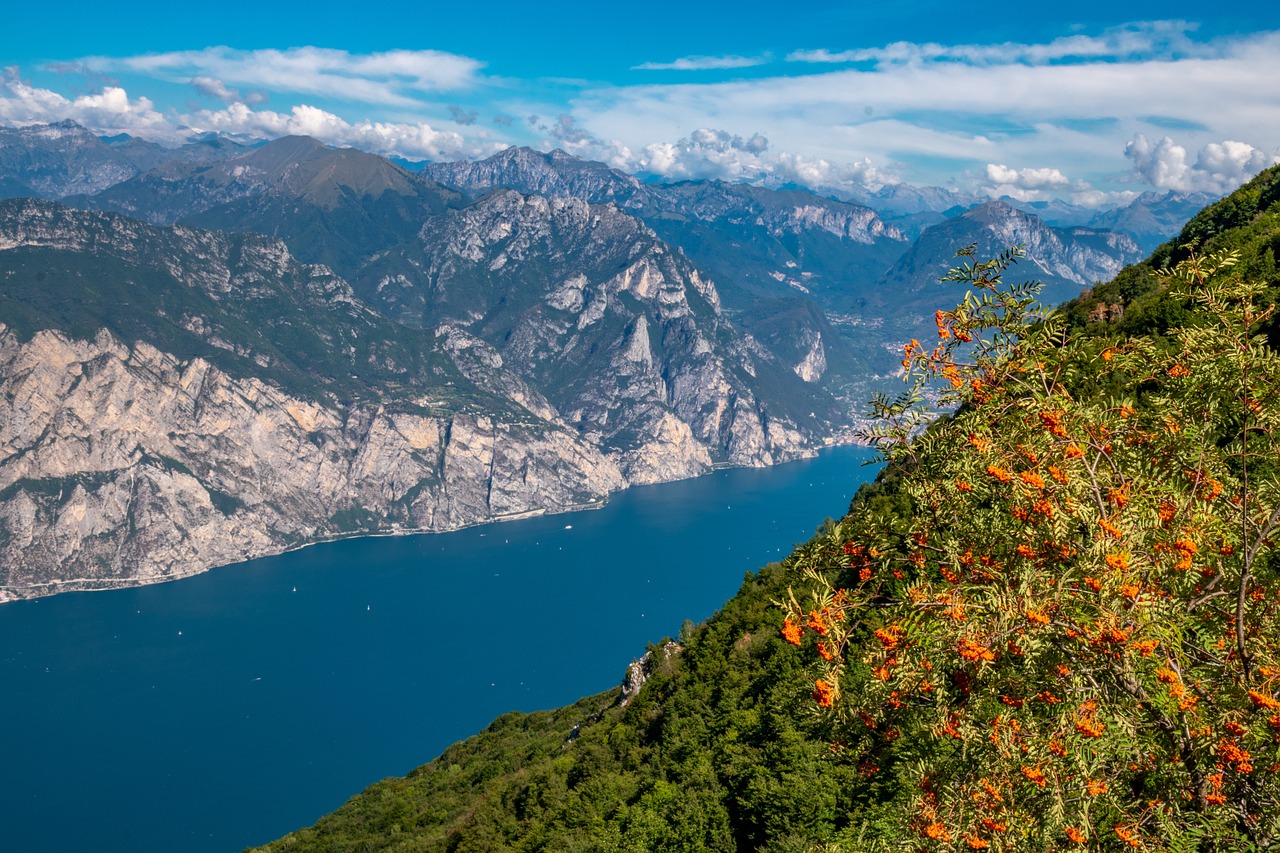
[3, 1, 1278, 203]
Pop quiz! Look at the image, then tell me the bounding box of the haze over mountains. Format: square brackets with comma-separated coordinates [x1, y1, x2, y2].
[0, 121, 1212, 599]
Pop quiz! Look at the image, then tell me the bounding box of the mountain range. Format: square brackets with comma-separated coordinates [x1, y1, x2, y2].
[0, 122, 1209, 598]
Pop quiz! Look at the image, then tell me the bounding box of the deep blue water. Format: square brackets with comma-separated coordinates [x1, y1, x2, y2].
[0, 445, 879, 852]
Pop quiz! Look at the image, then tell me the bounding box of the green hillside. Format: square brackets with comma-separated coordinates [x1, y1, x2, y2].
[255, 165, 1280, 852]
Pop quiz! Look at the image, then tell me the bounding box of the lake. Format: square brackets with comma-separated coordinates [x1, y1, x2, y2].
[0, 444, 879, 852]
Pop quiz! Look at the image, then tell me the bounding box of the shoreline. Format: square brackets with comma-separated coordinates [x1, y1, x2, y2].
[0, 439, 868, 604]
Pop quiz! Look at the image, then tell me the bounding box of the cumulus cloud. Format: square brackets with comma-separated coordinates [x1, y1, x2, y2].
[773, 151, 894, 191]
[985, 164, 1069, 189]
[85, 47, 485, 107]
[0, 68, 169, 135]
[633, 54, 770, 71]
[1125, 134, 1279, 192]
[188, 101, 488, 160]
[617, 127, 893, 191]
[982, 163, 1074, 199]
[637, 128, 772, 180]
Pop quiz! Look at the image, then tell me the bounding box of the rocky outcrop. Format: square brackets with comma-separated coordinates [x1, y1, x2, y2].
[0, 323, 626, 600]
[757, 202, 901, 244]
[963, 202, 1140, 287]
[426, 147, 644, 207]
[619, 641, 682, 707]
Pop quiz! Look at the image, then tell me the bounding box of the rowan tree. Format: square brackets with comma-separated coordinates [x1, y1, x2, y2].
[783, 246, 1280, 851]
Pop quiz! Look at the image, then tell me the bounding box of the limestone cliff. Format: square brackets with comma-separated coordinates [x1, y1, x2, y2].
[0, 323, 626, 600]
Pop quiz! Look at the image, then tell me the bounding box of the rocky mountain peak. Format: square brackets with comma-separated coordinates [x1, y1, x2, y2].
[425, 146, 642, 205]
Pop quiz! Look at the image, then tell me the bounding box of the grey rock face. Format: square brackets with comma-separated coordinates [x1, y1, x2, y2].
[0, 121, 141, 199]
[619, 641, 682, 706]
[0, 324, 626, 600]
[874, 201, 1146, 325]
[426, 147, 644, 207]
[366, 190, 836, 480]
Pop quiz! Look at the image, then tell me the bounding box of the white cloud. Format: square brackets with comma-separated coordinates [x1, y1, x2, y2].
[191, 76, 239, 102]
[563, 126, 894, 192]
[1124, 133, 1278, 192]
[572, 27, 1280, 192]
[986, 163, 1070, 188]
[787, 20, 1201, 66]
[636, 128, 770, 180]
[188, 101, 490, 160]
[633, 54, 770, 71]
[983, 163, 1073, 201]
[1070, 188, 1139, 208]
[773, 150, 894, 191]
[85, 47, 485, 107]
[0, 68, 169, 135]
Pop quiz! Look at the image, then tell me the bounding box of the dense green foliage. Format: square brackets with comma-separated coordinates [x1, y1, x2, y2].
[256, 167, 1280, 852]
[1060, 165, 1280, 343]
[253, 557, 895, 852]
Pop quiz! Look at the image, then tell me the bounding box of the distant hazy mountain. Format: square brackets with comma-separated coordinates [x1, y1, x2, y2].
[826, 182, 974, 239]
[995, 191, 1219, 254]
[873, 200, 1145, 330]
[424, 147, 904, 253]
[0, 120, 246, 199]
[179, 136, 463, 278]
[426, 146, 644, 206]
[1086, 191, 1220, 253]
[81, 134, 453, 228]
